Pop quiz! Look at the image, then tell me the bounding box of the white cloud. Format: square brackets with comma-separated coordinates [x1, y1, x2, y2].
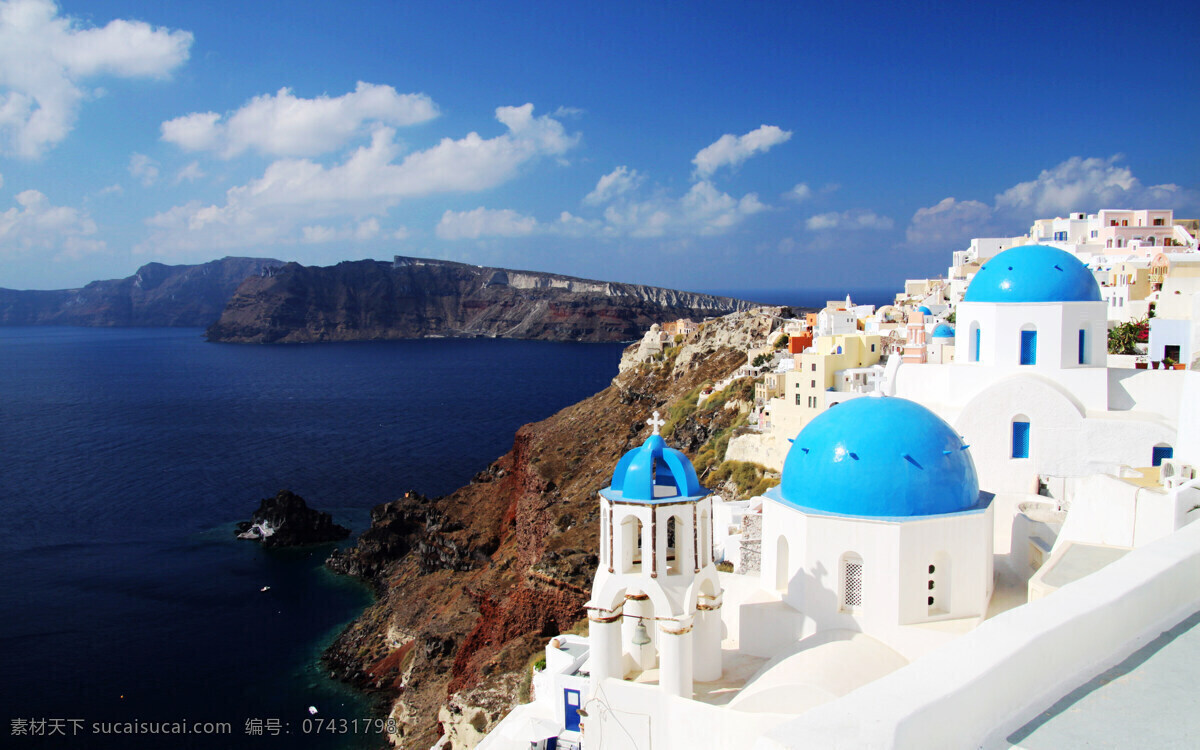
[174, 161, 204, 184]
[905, 197, 991, 247]
[96, 183, 122, 196]
[679, 180, 766, 235]
[142, 104, 577, 253]
[0, 0, 192, 158]
[0, 188, 104, 259]
[785, 183, 812, 202]
[692, 124, 791, 178]
[905, 155, 1200, 251]
[128, 152, 158, 186]
[299, 224, 336, 244]
[436, 207, 538, 240]
[806, 209, 893, 231]
[994, 155, 1192, 216]
[297, 218, 383, 244]
[160, 82, 438, 159]
[355, 217, 380, 240]
[599, 180, 767, 238]
[583, 166, 642, 205]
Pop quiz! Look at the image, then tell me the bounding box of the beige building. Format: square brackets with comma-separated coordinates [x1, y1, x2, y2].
[767, 332, 883, 441]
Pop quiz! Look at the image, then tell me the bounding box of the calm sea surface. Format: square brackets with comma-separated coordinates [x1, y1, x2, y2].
[0, 328, 624, 748]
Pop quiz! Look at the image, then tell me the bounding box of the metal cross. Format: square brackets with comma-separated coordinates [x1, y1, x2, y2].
[648, 411, 666, 435]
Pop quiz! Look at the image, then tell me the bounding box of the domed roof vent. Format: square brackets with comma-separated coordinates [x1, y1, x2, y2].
[964, 245, 1101, 303]
[606, 411, 704, 502]
[773, 397, 980, 517]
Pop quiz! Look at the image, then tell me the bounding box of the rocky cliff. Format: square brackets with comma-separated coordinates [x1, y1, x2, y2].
[0, 257, 281, 327]
[321, 309, 787, 748]
[206, 256, 754, 343]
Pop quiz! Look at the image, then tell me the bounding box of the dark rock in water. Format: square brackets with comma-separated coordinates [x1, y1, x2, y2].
[235, 490, 350, 547]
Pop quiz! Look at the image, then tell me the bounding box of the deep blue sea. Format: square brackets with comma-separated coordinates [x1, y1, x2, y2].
[0, 328, 624, 748]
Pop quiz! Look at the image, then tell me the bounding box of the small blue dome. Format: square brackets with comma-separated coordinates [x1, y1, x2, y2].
[964, 245, 1101, 303]
[773, 397, 979, 517]
[917, 306, 933, 315]
[931, 324, 955, 339]
[607, 432, 704, 503]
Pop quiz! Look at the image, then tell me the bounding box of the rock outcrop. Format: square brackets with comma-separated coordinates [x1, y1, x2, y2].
[235, 490, 350, 548]
[321, 309, 789, 748]
[206, 256, 754, 343]
[0, 257, 281, 327]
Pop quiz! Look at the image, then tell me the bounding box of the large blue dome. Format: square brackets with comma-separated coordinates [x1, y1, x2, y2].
[964, 245, 1101, 303]
[772, 397, 979, 517]
[931, 323, 955, 339]
[606, 432, 704, 503]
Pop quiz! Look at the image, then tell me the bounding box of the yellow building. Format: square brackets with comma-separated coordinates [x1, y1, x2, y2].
[768, 332, 883, 440]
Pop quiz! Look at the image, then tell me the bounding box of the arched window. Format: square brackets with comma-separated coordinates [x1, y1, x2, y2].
[620, 516, 643, 574]
[775, 536, 789, 592]
[1019, 324, 1037, 365]
[840, 552, 863, 613]
[666, 516, 681, 575]
[1078, 328, 1087, 365]
[969, 321, 981, 362]
[1012, 416, 1031, 459]
[1152, 444, 1174, 467]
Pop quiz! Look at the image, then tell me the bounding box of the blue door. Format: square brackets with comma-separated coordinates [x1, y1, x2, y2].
[1020, 330, 1037, 365]
[1153, 446, 1173, 467]
[564, 688, 581, 731]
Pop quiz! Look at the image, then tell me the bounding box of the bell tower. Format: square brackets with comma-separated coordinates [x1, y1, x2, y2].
[586, 412, 723, 698]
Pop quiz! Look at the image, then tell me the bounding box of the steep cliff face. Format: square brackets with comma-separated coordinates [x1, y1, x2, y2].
[0, 257, 281, 327]
[322, 310, 787, 748]
[206, 257, 754, 343]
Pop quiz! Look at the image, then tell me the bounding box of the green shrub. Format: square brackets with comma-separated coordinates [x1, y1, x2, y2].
[662, 383, 707, 436]
[707, 460, 778, 499]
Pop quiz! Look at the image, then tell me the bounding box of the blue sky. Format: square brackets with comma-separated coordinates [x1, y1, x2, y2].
[2, 0, 1198, 293]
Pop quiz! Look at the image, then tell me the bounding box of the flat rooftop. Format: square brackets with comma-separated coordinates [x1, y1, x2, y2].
[997, 607, 1200, 749]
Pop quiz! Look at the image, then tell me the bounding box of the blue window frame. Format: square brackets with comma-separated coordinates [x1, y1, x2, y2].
[1020, 330, 1037, 365]
[1078, 329, 1086, 365]
[1012, 420, 1030, 458]
[973, 327, 980, 362]
[1152, 446, 1173, 467]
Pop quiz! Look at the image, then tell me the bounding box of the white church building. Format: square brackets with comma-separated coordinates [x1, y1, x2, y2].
[480, 245, 1200, 750]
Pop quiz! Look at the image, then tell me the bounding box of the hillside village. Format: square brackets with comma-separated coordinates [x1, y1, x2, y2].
[476, 208, 1200, 750]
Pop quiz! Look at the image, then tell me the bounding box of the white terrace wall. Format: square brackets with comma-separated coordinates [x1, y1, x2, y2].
[585, 678, 794, 750]
[753, 518, 1200, 750]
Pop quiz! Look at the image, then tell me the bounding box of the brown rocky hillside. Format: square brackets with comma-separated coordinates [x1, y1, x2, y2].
[323, 309, 787, 748]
